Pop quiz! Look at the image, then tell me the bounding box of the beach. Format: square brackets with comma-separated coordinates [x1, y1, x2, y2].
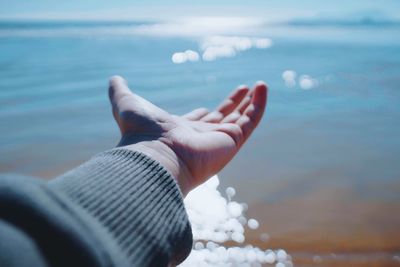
[1, 19, 400, 266]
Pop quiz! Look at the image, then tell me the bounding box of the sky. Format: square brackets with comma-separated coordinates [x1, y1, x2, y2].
[0, 0, 399, 21]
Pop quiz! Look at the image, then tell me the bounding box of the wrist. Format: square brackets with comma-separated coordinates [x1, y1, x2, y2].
[117, 136, 192, 196]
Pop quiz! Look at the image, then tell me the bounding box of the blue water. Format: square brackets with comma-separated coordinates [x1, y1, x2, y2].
[0, 20, 399, 203]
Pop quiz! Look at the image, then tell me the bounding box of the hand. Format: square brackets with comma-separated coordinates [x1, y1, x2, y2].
[108, 76, 267, 196]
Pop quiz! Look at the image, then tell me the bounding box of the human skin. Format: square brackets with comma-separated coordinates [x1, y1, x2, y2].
[109, 75, 267, 196]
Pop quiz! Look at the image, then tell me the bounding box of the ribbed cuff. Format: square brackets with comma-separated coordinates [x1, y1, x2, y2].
[49, 149, 192, 267]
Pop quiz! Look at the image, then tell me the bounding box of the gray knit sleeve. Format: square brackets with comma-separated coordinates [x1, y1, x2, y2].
[48, 149, 193, 267]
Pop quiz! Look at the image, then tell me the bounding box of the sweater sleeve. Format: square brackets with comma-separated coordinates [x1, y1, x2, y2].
[0, 149, 193, 267]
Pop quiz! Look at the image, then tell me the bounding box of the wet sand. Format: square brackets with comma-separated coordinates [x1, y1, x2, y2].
[216, 125, 400, 266]
[216, 184, 400, 266]
[246, 187, 400, 266]
[219, 136, 400, 266]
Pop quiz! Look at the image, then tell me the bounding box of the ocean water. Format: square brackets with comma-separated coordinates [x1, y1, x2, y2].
[0, 19, 400, 195]
[0, 20, 400, 186]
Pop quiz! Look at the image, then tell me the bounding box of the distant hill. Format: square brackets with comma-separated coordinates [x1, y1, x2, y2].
[286, 17, 400, 27]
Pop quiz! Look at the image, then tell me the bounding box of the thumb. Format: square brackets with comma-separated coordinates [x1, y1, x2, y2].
[108, 75, 133, 107]
[108, 75, 134, 134]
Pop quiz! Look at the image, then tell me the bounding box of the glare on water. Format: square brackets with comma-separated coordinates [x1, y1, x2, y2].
[179, 176, 292, 267]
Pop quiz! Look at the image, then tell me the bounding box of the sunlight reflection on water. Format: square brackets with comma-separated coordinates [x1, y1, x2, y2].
[171, 35, 273, 63]
[282, 70, 319, 90]
[180, 176, 292, 267]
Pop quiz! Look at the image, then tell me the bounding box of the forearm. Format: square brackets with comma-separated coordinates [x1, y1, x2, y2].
[49, 148, 193, 267]
[0, 149, 193, 267]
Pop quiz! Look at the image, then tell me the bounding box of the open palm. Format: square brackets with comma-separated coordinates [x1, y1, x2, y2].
[109, 76, 267, 195]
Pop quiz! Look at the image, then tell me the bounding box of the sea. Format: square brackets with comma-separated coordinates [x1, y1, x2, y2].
[1, 18, 399, 183]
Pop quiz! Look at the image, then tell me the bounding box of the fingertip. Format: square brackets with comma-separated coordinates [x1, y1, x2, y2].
[109, 75, 127, 87]
[108, 75, 132, 104]
[197, 107, 209, 113]
[222, 85, 250, 113]
[255, 81, 268, 95]
[255, 80, 267, 87]
[252, 81, 268, 108]
[233, 85, 249, 98]
[237, 84, 249, 91]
